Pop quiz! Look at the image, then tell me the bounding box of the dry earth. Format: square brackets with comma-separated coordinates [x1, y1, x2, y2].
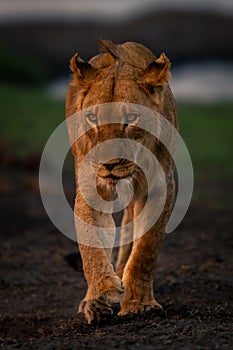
[0, 164, 232, 349]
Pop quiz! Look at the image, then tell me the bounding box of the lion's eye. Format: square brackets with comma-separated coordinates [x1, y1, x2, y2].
[126, 113, 139, 125]
[86, 113, 98, 125]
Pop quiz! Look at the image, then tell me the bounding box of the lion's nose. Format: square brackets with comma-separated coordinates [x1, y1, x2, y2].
[101, 159, 121, 171]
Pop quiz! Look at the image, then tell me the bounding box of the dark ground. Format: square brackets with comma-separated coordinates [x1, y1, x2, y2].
[0, 164, 232, 350]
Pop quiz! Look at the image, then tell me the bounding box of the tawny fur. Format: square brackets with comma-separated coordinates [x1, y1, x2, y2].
[66, 40, 178, 323]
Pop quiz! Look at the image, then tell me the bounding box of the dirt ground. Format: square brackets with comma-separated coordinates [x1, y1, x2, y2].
[0, 164, 232, 350]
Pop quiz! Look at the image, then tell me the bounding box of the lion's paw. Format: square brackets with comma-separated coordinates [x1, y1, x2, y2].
[79, 276, 125, 323]
[119, 299, 162, 316]
[79, 296, 114, 324]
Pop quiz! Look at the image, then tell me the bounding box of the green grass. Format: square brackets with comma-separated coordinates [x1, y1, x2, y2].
[0, 84, 232, 178]
[178, 103, 233, 177]
[0, 84, 64, 156]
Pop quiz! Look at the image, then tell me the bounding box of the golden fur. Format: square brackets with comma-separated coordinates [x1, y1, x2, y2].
[66, 40, 178, 323]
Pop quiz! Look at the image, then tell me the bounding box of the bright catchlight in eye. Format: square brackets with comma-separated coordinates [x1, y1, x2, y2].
[126, 113, 140, 125]
[86, 113, 98, 126]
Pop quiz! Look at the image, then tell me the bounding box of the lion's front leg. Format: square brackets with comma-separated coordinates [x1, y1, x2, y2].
[119, 227, 164, 316]
[74, 194, 125, 323]
[119, 179, 174, 316]
[78, 245, 125, 323]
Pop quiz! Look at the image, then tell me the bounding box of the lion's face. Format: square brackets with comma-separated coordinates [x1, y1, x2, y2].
[66, 41, 175, 194]
[80, 102, 146, 188]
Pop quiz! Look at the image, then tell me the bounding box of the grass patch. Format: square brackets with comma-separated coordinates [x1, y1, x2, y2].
[0, 84, 64, 156]
[178, 103, 233, 177]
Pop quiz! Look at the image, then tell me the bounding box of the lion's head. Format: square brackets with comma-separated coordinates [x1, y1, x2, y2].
[66, 40, 177, 196]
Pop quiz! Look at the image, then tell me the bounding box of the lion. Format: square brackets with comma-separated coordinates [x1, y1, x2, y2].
[65, 40, 178, 323]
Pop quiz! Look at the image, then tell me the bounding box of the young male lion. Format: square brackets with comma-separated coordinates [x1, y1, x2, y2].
[66, 40, 178, 323]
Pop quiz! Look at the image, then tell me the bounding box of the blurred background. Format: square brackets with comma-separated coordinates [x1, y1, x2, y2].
[0, 0, 232, 235]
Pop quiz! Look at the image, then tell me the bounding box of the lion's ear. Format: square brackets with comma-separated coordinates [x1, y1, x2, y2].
[144, 53, 171, 87]
[70, 53, 97, 82]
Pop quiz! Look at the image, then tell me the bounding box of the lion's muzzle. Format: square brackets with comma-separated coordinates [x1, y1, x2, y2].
[91, 158, 135, 179]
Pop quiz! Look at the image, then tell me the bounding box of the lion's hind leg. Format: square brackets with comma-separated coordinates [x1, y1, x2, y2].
[115, 205, 134, 278]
